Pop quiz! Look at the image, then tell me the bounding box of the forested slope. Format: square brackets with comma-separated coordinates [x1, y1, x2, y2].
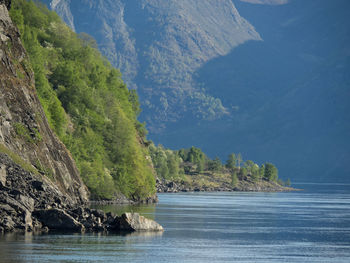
[9, 0, 155, 200]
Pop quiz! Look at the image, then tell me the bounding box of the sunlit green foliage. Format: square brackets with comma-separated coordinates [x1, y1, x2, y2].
[226, 153, 236, 169]
[231, 171, 238, 187]
[149, 144, 183, 180]
[259, 164, 265, 179]
[244, 160, 259, 182]
[264, 163, 278, 182]
[151, 143, 289, 188]
[183, 146, 208, 173]
[207, 157, 222, 172]
[10, 0, 155, 200]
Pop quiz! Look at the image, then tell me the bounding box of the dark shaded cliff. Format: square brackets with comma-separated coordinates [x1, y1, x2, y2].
[0, 0, 88, 204]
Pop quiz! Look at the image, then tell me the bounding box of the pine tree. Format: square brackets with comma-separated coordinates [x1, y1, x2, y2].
[226, 153, 236, 170]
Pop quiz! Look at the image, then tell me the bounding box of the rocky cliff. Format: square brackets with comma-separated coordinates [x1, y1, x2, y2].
[0, 0, 88, 205]
[0, 152, 162, 233]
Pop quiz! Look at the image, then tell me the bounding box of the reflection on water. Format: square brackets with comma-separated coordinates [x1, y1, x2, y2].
[0, 231, 164, 263]
[0, 183, 350, 263]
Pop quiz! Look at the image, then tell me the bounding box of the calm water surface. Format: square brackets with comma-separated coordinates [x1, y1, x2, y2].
[1, 183, 350, 262]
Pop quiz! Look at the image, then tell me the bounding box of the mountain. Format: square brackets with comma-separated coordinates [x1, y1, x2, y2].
[41, 0, 350, 182]
[41, 0, 261, 132]
[190, 0, 350, 182]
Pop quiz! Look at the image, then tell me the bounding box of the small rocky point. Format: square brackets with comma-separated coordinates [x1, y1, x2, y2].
[0, 153, 163, 234]
[156, 176, 295, 193]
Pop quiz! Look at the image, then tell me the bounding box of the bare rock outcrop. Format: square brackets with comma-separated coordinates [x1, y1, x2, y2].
[0, 153, 164, 233]
[115, 213, 164, 232]
[33, 209, 85, 232]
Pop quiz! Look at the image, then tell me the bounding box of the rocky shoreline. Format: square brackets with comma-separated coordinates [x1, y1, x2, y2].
[0, 153, 163, 234]
[156, 177, 296, 193]
[89, 194, 158, 206]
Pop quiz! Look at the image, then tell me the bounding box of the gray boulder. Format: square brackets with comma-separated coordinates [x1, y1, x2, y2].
[116, 213, 163, 232]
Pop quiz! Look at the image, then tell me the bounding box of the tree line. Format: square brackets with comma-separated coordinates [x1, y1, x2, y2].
[150, 144, 291, 187]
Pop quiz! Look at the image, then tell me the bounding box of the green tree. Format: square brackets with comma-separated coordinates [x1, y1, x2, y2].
[208, 157, 222, 172]
[239, 167, 248, 179]
[264, 163, 278, 182]
[244, 160, 255, 173]
[231, 171, 238, 188]
[167, 152, 180, 179]
[237, 153, 243, 169]
[187, 146, 206, 173]
[226, 153, 236, 170]
[244, 160, 259, 182]
[259, 164, 265, 179]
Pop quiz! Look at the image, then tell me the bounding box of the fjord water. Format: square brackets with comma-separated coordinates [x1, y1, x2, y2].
[1, 184, 350, 263]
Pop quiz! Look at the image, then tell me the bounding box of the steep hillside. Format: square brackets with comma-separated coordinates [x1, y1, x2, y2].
[7, 0, 156, 201]
[41, 0, 261, 132]
[0, 0, 165, 234]
[0, 0, 88, 204]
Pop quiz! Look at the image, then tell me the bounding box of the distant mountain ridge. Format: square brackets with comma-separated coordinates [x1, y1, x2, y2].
[41, 0, 261, 131]
[40, 0, 350, 183]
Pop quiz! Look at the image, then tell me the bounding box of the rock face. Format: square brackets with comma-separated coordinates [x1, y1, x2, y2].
[0, 0, 10, 9]
[33, 209, 85, 232]
[0, 153, 78, 232]
[0, 0, 88, 205]
[0, 153, 163, 233]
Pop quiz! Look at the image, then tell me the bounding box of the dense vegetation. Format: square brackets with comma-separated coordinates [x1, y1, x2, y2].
[9, 0, 155, 200]
[7, 0, 288, 199]
[150, 144, 290, 187]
